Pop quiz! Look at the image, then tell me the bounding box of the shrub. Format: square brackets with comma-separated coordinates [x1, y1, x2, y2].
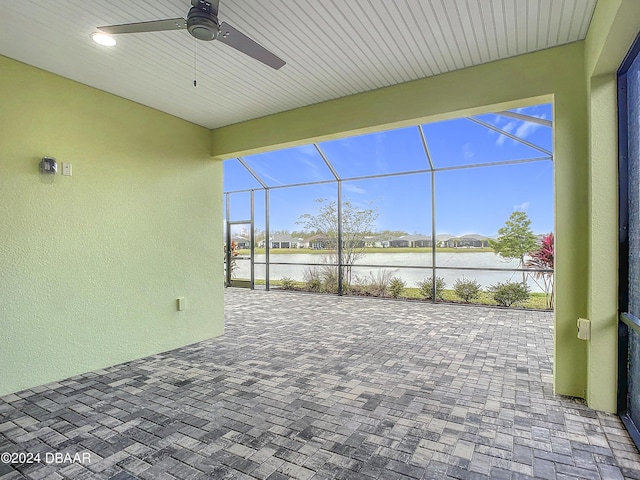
[417, 276, 446, 300]
[367, 269, 395, 297]
[280, 276, 297, 290]
[307, 277, 322, 292]
[303, 254, 338, 293]
[320, 267, 339, 293]
[388, 277, 406, 298]
[346, 283, 370, 296]
[453, 277, 482, 303]
[303, 267, 322, 292]
[489, 281, 530, 307]
[346, 274, 371, 296]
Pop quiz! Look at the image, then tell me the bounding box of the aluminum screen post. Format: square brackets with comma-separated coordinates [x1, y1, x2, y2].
[419, 124, 437, 304]
[265, 188, 270, 291]
[431, 172, 437, 303]
[225, 193, 231, 287]
[337, 180, 343, 296]
[250, 189, 255, 288]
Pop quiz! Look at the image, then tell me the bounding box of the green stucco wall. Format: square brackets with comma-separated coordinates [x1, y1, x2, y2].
[211, 42, 591, 400]
[583, 0, 640, 413]
[0, 56, 224, 396]
[586, 74, 618, 412]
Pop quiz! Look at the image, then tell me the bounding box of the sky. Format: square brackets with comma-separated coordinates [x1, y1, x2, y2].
[223, 103, 553, 237]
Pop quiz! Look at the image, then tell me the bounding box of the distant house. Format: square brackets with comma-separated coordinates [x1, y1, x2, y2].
[303, 234, 332, 250]
[389, 237, 411, 248]
[535, 233, 550, 242]
[436, 234, 455, 248]
[231, 235, 250, 249]
[364, 235, 389, 248]
[408, 234, 432, 248]
[345, 239, 367, 249]
[389, 234, 432, 248]
[457, 234, 490, 248]
[270, 233, 300, 249]
[436, 234, 489, 248]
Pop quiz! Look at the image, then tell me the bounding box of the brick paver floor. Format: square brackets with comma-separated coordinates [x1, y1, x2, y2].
[1, 289, 639, 479]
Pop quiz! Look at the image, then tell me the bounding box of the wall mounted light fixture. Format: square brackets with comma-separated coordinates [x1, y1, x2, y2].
[40, 156, 57, 174]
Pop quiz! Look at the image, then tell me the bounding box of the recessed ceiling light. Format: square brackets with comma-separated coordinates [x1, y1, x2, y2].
[91, 32, 116, 47]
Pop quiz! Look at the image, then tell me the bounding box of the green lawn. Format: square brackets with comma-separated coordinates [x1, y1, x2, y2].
[257, 279, 550, 310]
[401, 286, 549, 310]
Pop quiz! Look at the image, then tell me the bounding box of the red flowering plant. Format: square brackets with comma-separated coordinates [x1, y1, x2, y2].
[526, 233, 554, 309]
[224, 240, 239, 282]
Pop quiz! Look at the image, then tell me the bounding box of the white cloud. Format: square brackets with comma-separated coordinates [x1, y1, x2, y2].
[502, 121, 517, 133]
[462, 143, 474, 159]
[496, 121, 516, 146]
[495, 118, 544, 147]
[492, 114, 507, 127]
[343, 183, 366, 195]
[255, 169, 280, 185]
[297, 144, 317, 157]
[514, 121, 541, 140]
[374, 134, 387, 171]
[513, 202, 530, 211]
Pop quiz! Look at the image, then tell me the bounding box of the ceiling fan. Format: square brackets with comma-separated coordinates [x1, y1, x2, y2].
[97, 0, 286, 70]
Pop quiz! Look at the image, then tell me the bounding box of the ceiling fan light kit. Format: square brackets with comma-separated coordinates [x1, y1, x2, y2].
[90, 32, 116, 47]
[96, 0, 285, 69]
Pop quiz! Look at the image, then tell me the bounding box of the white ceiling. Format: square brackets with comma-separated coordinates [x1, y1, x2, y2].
[0, 0, 596, 129]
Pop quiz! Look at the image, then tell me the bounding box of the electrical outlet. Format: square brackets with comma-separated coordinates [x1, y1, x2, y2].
[577, 318, 591, 340]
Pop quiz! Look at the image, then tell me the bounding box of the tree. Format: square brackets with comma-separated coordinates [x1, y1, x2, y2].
[489, 211, 538, 284]
[253, 228, 266, 246]
[296, 198, 378, 286]
[526, 233, 554, 309]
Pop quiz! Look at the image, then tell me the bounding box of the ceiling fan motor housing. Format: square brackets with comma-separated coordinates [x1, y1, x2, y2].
[187, 5, 219, 41]
[95, 0, 285, 69]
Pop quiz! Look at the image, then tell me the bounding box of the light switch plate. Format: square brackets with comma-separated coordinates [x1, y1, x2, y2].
[177, 297, 185, 311]
[62, 162, 72, 176]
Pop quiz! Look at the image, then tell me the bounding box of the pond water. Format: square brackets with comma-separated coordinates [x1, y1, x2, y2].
[233, 251, 549, 293]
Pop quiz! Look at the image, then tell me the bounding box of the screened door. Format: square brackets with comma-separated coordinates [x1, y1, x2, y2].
[619, 34, 640, 449]
[225, 191, 255, 289]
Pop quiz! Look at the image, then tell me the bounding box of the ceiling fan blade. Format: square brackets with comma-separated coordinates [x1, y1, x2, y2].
[98, 18, 186, 35]
[218, 22, 285, 70]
